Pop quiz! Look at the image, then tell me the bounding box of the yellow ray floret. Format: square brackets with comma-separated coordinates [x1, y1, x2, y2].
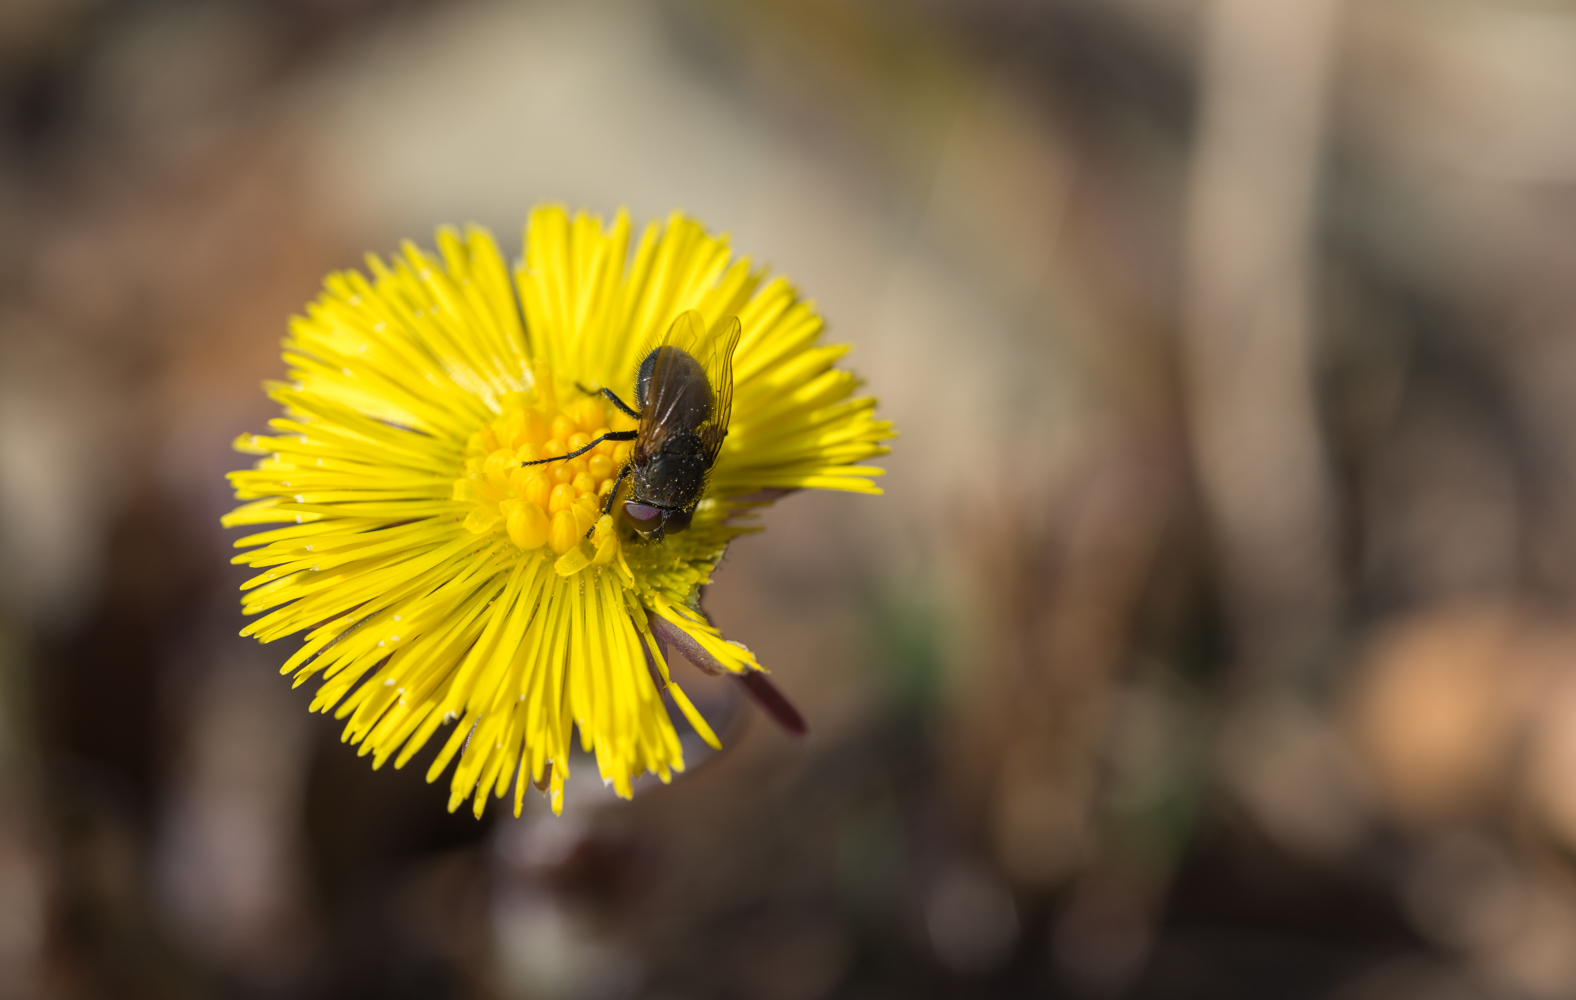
[224, 206, 894, 816]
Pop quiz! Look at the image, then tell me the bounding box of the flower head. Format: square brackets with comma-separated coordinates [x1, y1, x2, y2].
[225, 206, 892, 815]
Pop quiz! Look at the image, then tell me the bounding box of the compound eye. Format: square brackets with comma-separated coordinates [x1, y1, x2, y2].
[662, 507, 693, 534]
[622, 501, 664, 535]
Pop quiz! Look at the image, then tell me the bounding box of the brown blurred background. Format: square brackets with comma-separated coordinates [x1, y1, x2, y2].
[3, 0, 1576, 997]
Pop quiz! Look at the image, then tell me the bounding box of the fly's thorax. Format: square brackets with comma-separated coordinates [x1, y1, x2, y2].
[631, 428, 707, 509]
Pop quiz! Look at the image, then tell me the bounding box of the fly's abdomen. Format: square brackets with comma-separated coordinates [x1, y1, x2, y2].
[636, 347, 712, 424]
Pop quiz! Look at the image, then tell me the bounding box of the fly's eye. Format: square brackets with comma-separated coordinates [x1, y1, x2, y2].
[662, 507, 693, 534]
[622, 502, 664, 530]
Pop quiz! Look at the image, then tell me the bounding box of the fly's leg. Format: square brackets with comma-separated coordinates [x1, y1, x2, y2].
[520, 430, 637, 467]
[602, 388, 641, 421]
[601, 464, 633, 518]
[586, 463, 634, 539]
[575, 383, 641, 422]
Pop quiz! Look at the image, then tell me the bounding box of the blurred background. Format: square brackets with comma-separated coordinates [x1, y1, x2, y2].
[3, 0, 1576, 997]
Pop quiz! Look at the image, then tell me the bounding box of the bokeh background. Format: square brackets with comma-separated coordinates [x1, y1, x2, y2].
[3, 0, 1576, 997]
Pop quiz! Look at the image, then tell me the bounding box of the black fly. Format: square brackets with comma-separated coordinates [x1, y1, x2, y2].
[521, 310, 740, 541]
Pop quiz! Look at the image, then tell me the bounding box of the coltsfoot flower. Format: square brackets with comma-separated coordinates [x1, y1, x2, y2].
[224, 206, 892, 816]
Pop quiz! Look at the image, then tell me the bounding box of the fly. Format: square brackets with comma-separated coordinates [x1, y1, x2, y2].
[522, 309, 741, 541]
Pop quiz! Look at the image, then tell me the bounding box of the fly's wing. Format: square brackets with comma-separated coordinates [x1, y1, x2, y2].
[636, 310, 706, 454]
[636, 311, 740, 464]
[695, 315, 741, 466]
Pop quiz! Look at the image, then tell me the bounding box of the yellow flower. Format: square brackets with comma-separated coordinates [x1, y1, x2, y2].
[224, 206, 892, 816]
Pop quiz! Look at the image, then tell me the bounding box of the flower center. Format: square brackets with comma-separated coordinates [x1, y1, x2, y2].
[453, 391, 636, 555]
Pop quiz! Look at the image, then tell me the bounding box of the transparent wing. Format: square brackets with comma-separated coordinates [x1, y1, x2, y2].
[696, 315, 741, 465]
[635, 311, 740, 464]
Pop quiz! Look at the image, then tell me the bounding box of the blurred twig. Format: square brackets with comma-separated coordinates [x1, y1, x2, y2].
[1182, 0, 1343, 684]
